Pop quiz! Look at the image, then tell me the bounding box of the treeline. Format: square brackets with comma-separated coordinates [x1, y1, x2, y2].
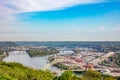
[28, 47, 58, 57]
[0, 42, 18, 48]
[0, 62, 119, 80]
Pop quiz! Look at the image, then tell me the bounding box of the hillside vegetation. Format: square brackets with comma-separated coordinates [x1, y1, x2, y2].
[28, 47, 58, 57]
[0, 62, 55, 80]
[0, 62, 118, 80]
[54, 70, 117, 80]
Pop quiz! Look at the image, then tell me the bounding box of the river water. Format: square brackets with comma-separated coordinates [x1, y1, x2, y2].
[3, 50, 74, 71]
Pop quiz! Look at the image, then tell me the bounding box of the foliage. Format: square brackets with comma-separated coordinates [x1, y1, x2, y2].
[0, 62, 118, 80]
[84, 70, 102, 78]
[54, 70, 117, 80]
[82, 70, 117, 80]
[0, 62, 55, 80]
[28, 47, 58, 57]
[0, 50, 4, 55]
[54, 71, 79, 80]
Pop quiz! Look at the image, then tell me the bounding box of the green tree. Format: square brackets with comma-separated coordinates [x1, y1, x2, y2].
[54, 71, 79, 80]
[84, 70, 101, 78]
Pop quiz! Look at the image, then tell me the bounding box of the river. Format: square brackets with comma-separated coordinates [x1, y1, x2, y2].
[3, 50, 74, 71]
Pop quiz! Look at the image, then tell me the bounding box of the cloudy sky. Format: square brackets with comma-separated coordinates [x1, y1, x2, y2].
[0, 0, 120, 41]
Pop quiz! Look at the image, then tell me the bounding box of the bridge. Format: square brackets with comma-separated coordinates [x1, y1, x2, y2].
[3, 47, 29, 52]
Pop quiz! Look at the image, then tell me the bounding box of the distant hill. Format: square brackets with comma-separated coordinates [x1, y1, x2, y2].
[0, 42, 18, 48]
[16, 41, 120, 52]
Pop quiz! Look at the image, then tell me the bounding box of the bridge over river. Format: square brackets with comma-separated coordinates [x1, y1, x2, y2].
[3, 47, 29, 52]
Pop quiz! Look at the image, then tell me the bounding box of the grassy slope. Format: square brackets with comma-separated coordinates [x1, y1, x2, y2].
[0, 62, 55, 80]
[0, 62, 118, 80]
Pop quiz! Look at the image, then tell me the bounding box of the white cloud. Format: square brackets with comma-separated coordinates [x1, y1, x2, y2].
[72, 26, 108, 32]
[0, 0, 104, 24]
[72, 26, 120, 33]
[113, 26, 120, 32]
[72, 26, 112, 32]
[0, 0, 105, 31]
[97, 26, 106, 32]
[0, 25, 17, 32]
[1, 0, 104, 13]
[0, 5, 16, 23]
[0, 24, 29, 33]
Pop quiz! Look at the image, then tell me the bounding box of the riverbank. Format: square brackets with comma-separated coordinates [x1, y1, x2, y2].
[3, 51, 59, 70]
[0, 51, 8, 61]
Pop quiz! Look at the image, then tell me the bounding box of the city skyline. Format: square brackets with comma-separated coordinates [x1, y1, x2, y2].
[0, 0, 120, 41]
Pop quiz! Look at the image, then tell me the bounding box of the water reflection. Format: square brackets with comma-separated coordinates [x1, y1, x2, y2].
[3, 51, 49, 69]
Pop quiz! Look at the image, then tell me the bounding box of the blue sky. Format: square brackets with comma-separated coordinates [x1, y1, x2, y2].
[0, 0, 120, 41]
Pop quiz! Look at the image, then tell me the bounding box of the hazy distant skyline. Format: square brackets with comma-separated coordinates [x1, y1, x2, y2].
[0, 0, 120, 41]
